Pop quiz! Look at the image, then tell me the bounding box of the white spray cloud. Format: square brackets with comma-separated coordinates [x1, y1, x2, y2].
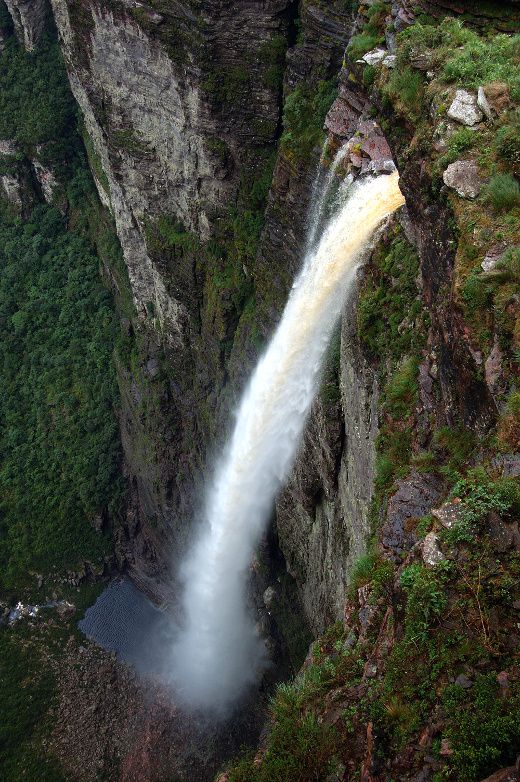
[169, 167, 405, 712]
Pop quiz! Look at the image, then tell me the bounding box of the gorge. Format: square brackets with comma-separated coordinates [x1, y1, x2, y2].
[0, 1, 519, 781]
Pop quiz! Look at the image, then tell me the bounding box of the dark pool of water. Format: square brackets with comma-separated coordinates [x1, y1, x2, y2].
[78, 578, 173, 676]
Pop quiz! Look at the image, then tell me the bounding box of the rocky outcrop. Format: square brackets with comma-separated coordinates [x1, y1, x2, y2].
[4, 0, 50, 50]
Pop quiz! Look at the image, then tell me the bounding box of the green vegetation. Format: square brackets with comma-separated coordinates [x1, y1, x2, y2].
[346, 2, 389, 61]
[443, 469, 520, 543]
[202, 66, 250, 106]
[0, 625, 65, 781]
[443, 675, 520, 782]
[281, 80, 337, 163]
[0, 194, 123, 591]
[495, 112, 520, 175]
[385, 66, 424, 121]
[260, 34, 287, 91]
[482, 173, 520, 212]
[357, 225, 423, 360]
[0, 39, 76, 151]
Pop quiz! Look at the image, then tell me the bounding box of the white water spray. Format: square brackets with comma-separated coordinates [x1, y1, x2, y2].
[170, 168, 405, 711]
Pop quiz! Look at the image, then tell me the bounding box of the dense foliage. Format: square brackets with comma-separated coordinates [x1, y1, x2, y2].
[0, 38, 76, 150]
[0, 199, 122, 590]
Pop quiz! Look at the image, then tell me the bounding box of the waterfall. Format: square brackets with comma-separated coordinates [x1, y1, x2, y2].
[170, 166, 405, 712]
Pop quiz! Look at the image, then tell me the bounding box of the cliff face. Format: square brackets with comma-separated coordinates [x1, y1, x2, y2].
[45, 0, 298, 598]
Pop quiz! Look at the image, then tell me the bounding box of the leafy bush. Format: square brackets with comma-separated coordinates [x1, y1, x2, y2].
[346, 2, 389, 60]
[443, 675, 520, 781]
[357, 229, 422, 359]
[400, 564, 447, 640]
[260, 34, 287, 90]
[445, 470, 520, 543]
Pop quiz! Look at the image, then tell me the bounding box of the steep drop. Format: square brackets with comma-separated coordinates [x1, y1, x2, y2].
[170, 169, 405, 711]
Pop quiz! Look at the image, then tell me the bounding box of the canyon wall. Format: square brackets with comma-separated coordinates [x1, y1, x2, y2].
[4, 0, 518, 630]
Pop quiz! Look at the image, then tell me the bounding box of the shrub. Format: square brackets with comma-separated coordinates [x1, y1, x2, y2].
[281, 80, 337, 161]
[385, 66, 424, 119]
[443, 675, 520, 781]
[482, 173, 520, 212]
[495, 116, 520, 177]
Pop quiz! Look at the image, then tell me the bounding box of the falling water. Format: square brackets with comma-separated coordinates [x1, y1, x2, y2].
[170, 166, 405, 712]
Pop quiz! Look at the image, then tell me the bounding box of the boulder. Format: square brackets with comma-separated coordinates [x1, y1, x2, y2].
[477, 87, 494, 121]
[492, 454, 520, 478]
[422, 531, 445, 566]
[481, 244, 507, 272]
[361, 48, 387, 66]
[432, 499, 463, 529]
[383, 55, 396, 68]
[443, 160, 482, 199]
[382, 471, 444, 557]
[447, 90, 483, 126]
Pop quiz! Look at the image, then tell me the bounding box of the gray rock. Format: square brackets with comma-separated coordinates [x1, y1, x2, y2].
[422, 531, 445, 566]
[432, 500, 463, 529]
[4, 0, 49, 51]
[262, 586, 276, 609]
[455, 673, 473, 689]
[382, 471, 444, 557]
[485, 339, 503, 396]
[481, 244, 507, 272]
[443, 160, 482, 199]
[361, 48, 387, 66]
[382, 55, 396, 68]
[447, 90, 483, 126]
[492, 454, 520, 478]
[477, 86, 494, 120]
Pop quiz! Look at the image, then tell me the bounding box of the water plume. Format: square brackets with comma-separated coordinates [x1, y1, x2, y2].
[170, 167, 405, 712]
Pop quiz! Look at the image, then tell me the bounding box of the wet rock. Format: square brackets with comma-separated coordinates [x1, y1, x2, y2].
[432, 499, 463, 529]
[422, 531, 445, 566]
[478, 760, 519, 782]
[443, 160, 482, 199]
[382, 471, 444, 557]
[447, 90, 483, 126]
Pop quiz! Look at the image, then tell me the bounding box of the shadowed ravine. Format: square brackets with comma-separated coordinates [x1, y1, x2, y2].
[170, 168, 405, 712]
